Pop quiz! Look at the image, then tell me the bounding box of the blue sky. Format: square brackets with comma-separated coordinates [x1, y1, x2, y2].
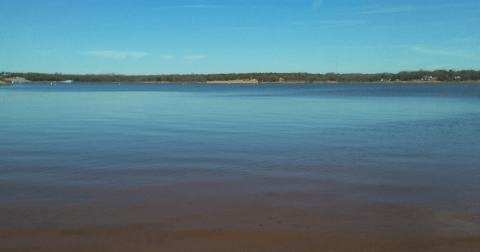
[1, 0, 479, 75]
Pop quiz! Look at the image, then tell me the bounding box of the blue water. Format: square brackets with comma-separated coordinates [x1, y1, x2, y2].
[1, 83, 480, 225]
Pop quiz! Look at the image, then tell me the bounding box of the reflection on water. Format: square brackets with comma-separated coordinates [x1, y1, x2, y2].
[1, 83, 480, 236]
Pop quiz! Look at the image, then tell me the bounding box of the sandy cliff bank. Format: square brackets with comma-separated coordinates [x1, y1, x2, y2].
[207, 79, 259, 83]
[0, 81, 12, 86]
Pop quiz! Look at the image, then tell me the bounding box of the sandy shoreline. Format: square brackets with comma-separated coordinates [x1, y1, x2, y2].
[207, 79, 259, 84]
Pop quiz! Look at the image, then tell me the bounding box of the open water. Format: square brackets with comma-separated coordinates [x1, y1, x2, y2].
[1, 83, 480, 234]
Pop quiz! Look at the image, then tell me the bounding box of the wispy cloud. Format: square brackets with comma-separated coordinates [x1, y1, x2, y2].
[39, 50, 52, 56]
[358, 6, 419, 15]
[215, 27, 264, 31]
[410, 46, 476, 58]
[357, 4, 457, 15]
[83, 50, 148, 59]
[185, 55, 205, 60]
[161, 55, 173, 60]
[293, 20, 366, 27]
[312, 0, 324, 12]
[153, 5, 224, 10]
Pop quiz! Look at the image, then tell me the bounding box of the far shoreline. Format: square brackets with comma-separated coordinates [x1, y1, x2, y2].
[5, 69, 480, 85]
[21, 80, 480, 84]
[4, 76, 480, 85]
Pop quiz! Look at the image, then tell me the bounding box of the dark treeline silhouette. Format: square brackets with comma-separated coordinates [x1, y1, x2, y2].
[7, 69, 480, 83]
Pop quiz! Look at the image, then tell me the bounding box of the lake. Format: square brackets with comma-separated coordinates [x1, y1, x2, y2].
[1, 83, 480, 250]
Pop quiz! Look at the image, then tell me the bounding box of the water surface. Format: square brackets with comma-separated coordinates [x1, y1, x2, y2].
[1, 83, 480, 235]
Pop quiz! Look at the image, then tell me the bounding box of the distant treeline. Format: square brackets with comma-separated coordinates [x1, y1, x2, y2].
[6, 70, 480, 83]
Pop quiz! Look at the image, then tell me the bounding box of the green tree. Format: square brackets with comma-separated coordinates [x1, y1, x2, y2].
[437, 72, 448, 81]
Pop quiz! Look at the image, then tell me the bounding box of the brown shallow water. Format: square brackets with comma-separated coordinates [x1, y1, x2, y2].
[2, 187, 480, 251]
[2, 228, 480, 252]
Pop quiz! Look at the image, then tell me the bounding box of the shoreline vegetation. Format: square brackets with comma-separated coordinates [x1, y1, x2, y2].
[2, 70, 480, 84]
